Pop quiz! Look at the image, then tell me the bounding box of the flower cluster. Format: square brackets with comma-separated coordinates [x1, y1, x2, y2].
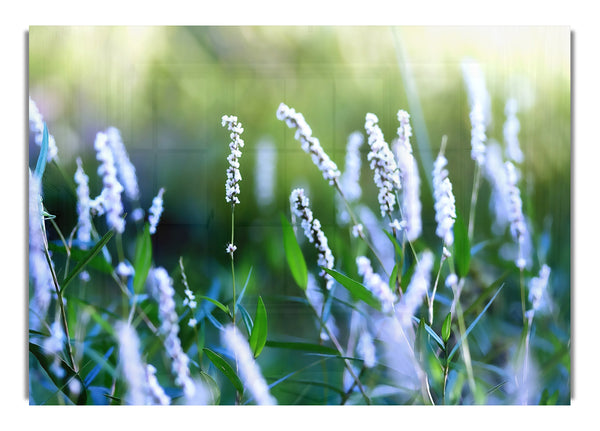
[149, 267, 195, 397]
[365, 113, 401, 218]
[222, 115, 244, 205]
[394, 110, 422, 242]
[145, 364, 171, 406]
[29, 97, 58, 162]
[106, 127, 140, 201]
[462, 60, 491, 167]
[116, 322, 149, 405]
[528, 264, 551, 313]
[276, 103, 340, 185]
[90, 131, 125, 234]
[148, 187, 165, 235]
[180, 259, 198, 327]
[504, 98, 524, 164]
[432, 152, 456, 246]
[290, 188, 335, 290]
[74, 158, 92, 246]
[222, 325, 277, 405]
[505, 161, 529, 269]
[357, 330, 376, 368]
[340, 131, 364, 202]
[356, 256, 396, 313]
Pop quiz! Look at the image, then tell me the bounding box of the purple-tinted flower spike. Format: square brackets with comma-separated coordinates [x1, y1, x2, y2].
[397, 250, 434, 327]
[394, 110, 422, 242]
[356, 256, 396, 313]
[277, 103, 341, 185]
[504, 99, 524, 164]
[222, 325, 277, 405]
[461, 60, 491, 167]
[91, 131, 125, 233]
[149, 267, 195, 398]
[148, 187, 165, 235]
[106, 127, 139, 201]
[290, 188, 335, 290]
[74, 158, 92, 246]
[365, 112, 401, 218]
[222, 115, 245, 205]
[505, 161, 529, 269]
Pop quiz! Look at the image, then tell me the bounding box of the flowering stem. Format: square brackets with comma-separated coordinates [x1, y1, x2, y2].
[42, 242, 77, 372]
[230, 204, 237, 326]
[467, 164, 481, 241]
[428, 254, 446, 326]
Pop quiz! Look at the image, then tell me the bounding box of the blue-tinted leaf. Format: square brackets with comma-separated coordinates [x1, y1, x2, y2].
[448, 284, 504, 361]
[237, 303, 254, 336]
[34, 122, 49, 179]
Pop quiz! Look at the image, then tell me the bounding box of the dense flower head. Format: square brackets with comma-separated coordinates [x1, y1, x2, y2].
[432, 153, 456, 246]
[29, 97, 58, 162]
[91, 131, 125, 233]
[461, 60, 491, 167]
[146, 365, 171, 405]
[290, 188, 335, 290]
[529, 264, 551, 313]
[505, 161, 529, 269]
[254, 139, 277, 208]
[357, 330, 377, 368]
[365, 112, 401, 217]
[106, 127, 139, 201]
[148, 187, 165, 235]
[504, 98, 524, 164]
[74, 158, 92, 246]
[393, 111, 422, 242]
[149, 267, 195, 398]
[116, 322, 148, 405]
[222, 325, 277, 405]
[276, 103, 340, 185]
[222, 115, 245, 205]
[340, 131, 364, 202]
[356, 256, 396, 313]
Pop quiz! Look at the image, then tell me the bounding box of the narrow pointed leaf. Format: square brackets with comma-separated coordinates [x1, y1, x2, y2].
[448, 284, 504, 361]
[34, 122, 49, 179]
[203, 348, 244, 394]
[60, 229, 114, 294]
[442, 312, 452, 344]
[321, 268, 381, 310]
[198, 296, 230, 316]
[133, 224, 152, 294]
[237, 303, 254, 336]
[248, 296, 268, 358]
[281, 214, 308, 290]
[29, 342, 87, 405]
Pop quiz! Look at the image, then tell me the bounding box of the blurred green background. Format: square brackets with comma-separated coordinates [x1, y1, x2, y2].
[29, 26, 570, 404]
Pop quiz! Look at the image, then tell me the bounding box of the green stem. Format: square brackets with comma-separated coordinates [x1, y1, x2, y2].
[230, 205, 237, 326]
[467, 164, 481, 241]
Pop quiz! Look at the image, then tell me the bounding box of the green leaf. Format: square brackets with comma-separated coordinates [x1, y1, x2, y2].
[281, 214, 308, 290]
[442, 312, 452, 344]
[248, 296, 268, 358]
[29, 342, 87, 405]
[389, 262, 399, 291]
[264, 340, 339, 356]
[203, 348, 244, 394]
[321, 268, 381, 310]
[133, 224, 152, 294]
[48, 242, 113, 274]
[414, 319, 427, 361]
[454, 211, 470, 279]
[34, 122, 49, 179]
[198, 296, 230, 316]
[384, 229, 403, 258]
[60, 229, 115, 294]
[448, 283, 504, 362]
